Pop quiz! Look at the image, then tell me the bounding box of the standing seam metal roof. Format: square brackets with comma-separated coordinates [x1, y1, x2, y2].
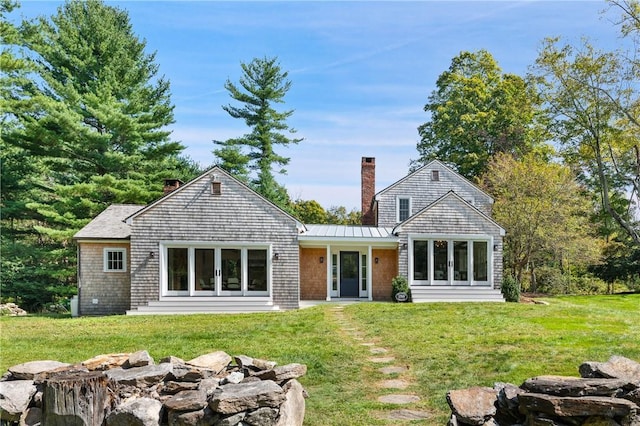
[300, 224, 396, 239]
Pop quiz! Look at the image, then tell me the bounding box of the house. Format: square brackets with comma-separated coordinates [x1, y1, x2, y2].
[74, 157, 504, 315]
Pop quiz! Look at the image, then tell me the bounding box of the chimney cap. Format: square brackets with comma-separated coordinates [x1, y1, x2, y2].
[163, 178, 184, 186]
[362, 157, 375, 163]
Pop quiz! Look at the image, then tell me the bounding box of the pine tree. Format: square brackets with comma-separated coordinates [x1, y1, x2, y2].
[1, 0, 197, 309]
[214, 56, 302, 208]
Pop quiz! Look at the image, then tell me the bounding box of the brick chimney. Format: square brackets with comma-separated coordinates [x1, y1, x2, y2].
[163, 178, 183, 195]
[361, 157, 376, 226]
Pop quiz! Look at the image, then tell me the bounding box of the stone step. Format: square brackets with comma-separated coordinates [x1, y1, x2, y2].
[409, 286, 504, 302]
[126, 299, 280, 315]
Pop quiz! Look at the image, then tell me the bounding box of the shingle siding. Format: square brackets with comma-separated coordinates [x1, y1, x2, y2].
[395, 195, 504, 289]
[129, 170, 301, 310]
[376, 161, 493, 227]
[77, 242, 131, 315]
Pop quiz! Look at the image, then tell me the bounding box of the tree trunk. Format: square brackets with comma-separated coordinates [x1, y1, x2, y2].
[42, 370, 112, 426]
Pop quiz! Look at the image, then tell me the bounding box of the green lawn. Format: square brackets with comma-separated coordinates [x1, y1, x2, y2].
[1, 294, 638, 425]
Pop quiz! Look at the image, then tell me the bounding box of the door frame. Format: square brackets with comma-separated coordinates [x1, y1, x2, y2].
[339, 251, 360, 298]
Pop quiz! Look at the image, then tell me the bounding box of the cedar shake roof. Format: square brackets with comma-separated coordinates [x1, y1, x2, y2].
[74, 204, 144, 240]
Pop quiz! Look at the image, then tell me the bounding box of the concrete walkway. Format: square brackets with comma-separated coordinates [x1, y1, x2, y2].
[329, 304, 434, 423]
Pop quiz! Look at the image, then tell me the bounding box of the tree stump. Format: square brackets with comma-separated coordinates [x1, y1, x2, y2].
[42, 370, 112, 426]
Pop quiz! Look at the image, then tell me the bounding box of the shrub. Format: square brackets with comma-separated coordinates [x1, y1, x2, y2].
[391, 275, 411, 302]
[501, 274, 520, 302]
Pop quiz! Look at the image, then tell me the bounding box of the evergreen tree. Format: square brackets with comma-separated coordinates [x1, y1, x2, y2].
[213, 56, 302, 208]
[1, 0, 197, 309]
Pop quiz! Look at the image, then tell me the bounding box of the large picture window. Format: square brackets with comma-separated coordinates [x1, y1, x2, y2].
[411, 237, 491, 285]
[162, 244, 270, 296]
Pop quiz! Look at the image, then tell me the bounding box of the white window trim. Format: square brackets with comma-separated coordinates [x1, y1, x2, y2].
[159, 241, 272, 298]
[103, 248, 127, 272]
[396, 196, 412, 223]
[408, 234, 493, 287]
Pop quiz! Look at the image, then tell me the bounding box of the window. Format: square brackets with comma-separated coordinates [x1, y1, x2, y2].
[473, 241, 488, 281]
[162, 245, 270, 296]
[413, 241, 428, 280]
[361, 254, 367, 292]
[195, 249, 215, 291]
[248, 249, 267, 292]
[211, 181, 222, 195]
[398, 197, 411, 222]
[411, 238, 491, 285]
[167, 248, 188, 291]
[431, 170, 440, 181]
[332, 254, 338, 292]
[433, 240, 448, 281]
[104, 248, 126, 272]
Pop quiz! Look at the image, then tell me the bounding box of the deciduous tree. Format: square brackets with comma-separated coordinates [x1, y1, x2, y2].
[415, 50, 547, 179]
[480, 153, 600, 291]
[533, 37, 639, 245]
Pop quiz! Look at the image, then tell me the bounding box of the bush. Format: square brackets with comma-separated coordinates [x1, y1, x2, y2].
[501, 274, 520, 302]
[391, 276, 411, 302]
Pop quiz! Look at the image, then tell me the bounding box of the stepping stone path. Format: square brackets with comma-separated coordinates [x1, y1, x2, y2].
[328, 304, 434, 423]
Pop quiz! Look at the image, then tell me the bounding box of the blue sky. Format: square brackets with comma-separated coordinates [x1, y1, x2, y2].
[12, 1, 624, 210]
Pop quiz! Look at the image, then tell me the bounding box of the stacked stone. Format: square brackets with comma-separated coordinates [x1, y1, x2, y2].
[0, 350, 307, 426]
[0, 303, 27, 316]
[446, 355, 640, 426]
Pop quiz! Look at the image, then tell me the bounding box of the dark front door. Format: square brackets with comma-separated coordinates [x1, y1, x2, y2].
[340, 251, 359, 297]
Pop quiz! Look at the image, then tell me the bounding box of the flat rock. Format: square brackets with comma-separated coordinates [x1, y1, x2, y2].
[164, 390, 208, 412]
[276, 379, 306, 426]
[170, 364, 217, 382]
[83, 353, 130, 371]
[125, 350, 154, 368]
[580, 356, 640, 382]
[186, 351, 231, 374]
[369, 356, 395, 363]
[209, 380, 285, 414]
[234, 355, 277, 371]
[387, 409, 432, 420]
[377, 394, 420, 404]
[522, 375, 632, 397]
[273, 363, 307, 381]
[8, 360, 71, 380]
[105, 397, 163, 426]
[106, 363, 172, 387]
[370, 348, 388, 354]
[598, 356, 640, 381]
[446, 386, 497, 426]
[167, 407, 218, 426]
[245, 407, 279, 425]
[379, 366, 408, 375]
[162, 381, 200, 395]
[0, 380, 37, 422]
[380, 379, 409, 389]
[519, 392, 639, 417]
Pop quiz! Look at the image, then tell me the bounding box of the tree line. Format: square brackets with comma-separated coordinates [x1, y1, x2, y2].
[1, 0, 638, 311]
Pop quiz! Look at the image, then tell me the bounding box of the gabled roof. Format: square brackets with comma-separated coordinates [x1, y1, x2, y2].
[125, 166, 305, 231]
[375, 159, 493, 203]
[74, 204, 144, 240]
[393, 190, 505, 236]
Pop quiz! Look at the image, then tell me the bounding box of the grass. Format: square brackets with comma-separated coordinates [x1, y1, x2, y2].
[1, 294, 638, 425]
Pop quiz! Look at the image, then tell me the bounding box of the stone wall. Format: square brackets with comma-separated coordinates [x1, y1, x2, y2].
[0, 350, 306, 426]
[447, 355, 640, 426]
